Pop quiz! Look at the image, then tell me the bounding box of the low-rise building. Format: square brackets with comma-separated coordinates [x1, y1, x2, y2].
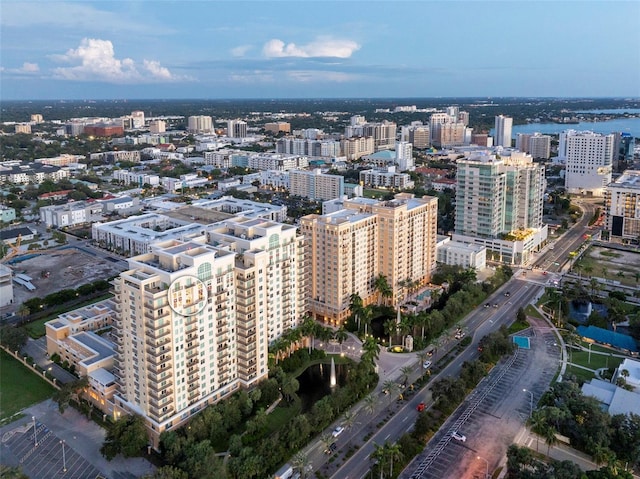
[0, 226, 36, 244]
[112, 169, 160, 186]
[161, 174, 209, 193]
[289, 169, 344, 201]
[436, 236, 486, 270]
[0, 206, 16, 223]
[359, 167, 415, 189]
[39, 201, 104, 228]
[0, 264, 14, 307]
[0, 161, 69, 185]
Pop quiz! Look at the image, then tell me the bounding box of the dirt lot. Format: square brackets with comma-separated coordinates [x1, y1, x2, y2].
[576, 245, 640, 287]
[2, 248, 124, 314]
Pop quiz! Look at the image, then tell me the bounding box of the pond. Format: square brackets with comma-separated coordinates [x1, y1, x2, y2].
[296, 362, 349, 412]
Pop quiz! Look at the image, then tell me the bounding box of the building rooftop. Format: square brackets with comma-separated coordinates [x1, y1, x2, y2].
[576, 325, 638, 352]
[608, 170, 640, 189]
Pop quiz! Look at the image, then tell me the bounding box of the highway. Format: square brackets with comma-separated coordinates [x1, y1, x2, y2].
[329, 280, 542, 479]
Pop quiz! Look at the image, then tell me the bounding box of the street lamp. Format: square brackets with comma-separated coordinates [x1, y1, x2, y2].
[60, 440, 67, 472]
[477, 455, 489, 479]
[588, 342, 593, 365]
[523, 389, 534, 417]
[32, 416, 38, 447]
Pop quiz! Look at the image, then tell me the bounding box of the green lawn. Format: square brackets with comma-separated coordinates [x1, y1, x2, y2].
[569, 348, 624, 371]
[524, 305, 544, 319]
[564, 365, 596, 383]
[0, 350, 55, 423]
[508, 319, 530, 334]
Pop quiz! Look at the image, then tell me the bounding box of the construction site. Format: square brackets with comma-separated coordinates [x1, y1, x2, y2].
[1, 246, 125, 314]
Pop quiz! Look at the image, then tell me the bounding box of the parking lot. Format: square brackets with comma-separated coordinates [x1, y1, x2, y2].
[2, 421, 104, 479]
[402, 316, 562, 479]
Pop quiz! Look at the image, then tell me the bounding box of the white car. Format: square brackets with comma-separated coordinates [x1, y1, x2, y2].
[332, 426, 344, 437]
[422, 360, 432, 369]
[452, 431, 466, 442]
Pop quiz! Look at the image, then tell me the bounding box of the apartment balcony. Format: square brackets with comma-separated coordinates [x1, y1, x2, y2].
[147, 362, 172, 375]
[148, 378, 173, 393]
[237, 335, 256, 348]
[148, 387, 173, 401]
[150, 406, 175, 423]
[186, 347, 199, 361]
[145, 327, 171, 340]
[184, 314, 198, 326]
[186, 332, 198, 342]
[237, 349, 256, 361]
[187, 373, 200, 384]
[146, 353, 172, 366]
[187, 358, 198, 369]
[146, 336, 171, 349]
[112, 329, 123, 340]
[217, 343, 229, 352]
[185, 341, 198, 353]
[185, 325, 198, 335]
[149, 395, 172, 409]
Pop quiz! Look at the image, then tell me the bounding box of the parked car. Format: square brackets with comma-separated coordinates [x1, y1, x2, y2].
[422, 360, 432, 369]
[452, 431, 467, 442]
[332, 426, 344, 437]
[417, 402, 426, 412]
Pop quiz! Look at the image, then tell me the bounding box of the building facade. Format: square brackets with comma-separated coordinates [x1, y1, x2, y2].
[289, 169, 344, 201]
[187, 116, 214, 134]
[604, 170, 640, 243]
[562, 130, 614, 196]
[494, 115, 513, 148]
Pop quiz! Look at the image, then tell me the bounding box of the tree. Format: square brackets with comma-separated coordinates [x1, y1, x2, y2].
[0, 325, 28, 351]
[382, 380, 400, 397]
[400, 366, 413, 387]
[334, 327, 348, 354]
[362, 336, 380, 366]
[17, 304, 30, 319]
[383, 319, 396, 346]
[371, 443, 387, 479]
[52, 376, 89, 413]
[300, 315, 317, 354]
[291, 451, 311, 479]
[363, 394, 377, 415]
[142, 466, 189, 479]
[101, 414, 148, 460]
[374, 274, 393, 306]
[528, 409, 547, 452]
[385, 442, 403, 478]
[544, 424, 559, 455]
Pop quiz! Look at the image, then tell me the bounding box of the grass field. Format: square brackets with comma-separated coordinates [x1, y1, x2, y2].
[573, 246, 640, 288]
[569, 348, 624, 371]
[524, 305, 544, 319]
[565, 365, 597, 383]
[0, 350, 55, 423]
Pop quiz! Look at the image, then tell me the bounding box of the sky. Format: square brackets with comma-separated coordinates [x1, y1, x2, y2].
[1, 0, 640, 100]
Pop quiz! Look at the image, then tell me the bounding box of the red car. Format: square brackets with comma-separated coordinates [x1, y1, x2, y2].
[417, 402, 425, 412]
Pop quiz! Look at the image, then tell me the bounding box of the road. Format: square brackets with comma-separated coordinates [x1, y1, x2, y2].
[327, 280, 543, 479]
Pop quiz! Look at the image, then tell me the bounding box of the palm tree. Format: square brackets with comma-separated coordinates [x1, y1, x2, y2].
[374, 274, 392, 306]
[350, 292, 364, 325]
[291, 451, 311, 479]
[361, 306, 373, 337]
[363, 394, 377, 415]
[342, 411, 358, 430]
[544, 424, 558, 456]
[528, 409, 547, 452]
[382, 380, 399, 397]
[383, 319, 396, 346]
[300, 315, 317, 354]
[399, 366, 413, 387]
[583, 264, 594, 277]
[371, 443, 387, 479]
[334, 327, 349, 354]
[362, 336, 380, 365]
[385, 442, 403, 478]
[320, 432, 334, 450]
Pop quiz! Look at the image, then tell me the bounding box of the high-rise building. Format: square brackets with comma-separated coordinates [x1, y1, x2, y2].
[112, 218, 305, 447]
[403, 125, 430, 149]
[454, 152, 546, 264]
[301, 193, 438, 324]
[187, 116, 213, 134]
[340, 137, 375, 160]
[15, 123, 31, 134]
[149, 120, 166, 134]
[289, 169, 344, 201]
[516, 133, 551, 159]
[429, 113, 451, 144]
[363, 121, 397, 151]
[433, 122, 467, 148]
[562, 130, 614, 196]
[395, 141, 414, 171]
[227, 120, 248, 138]
[494, 115, 513, 148]
[264, 122, 291, 134]
[30, 114, 44, 123]
[131, 111, 145, 129]
[604, 170, 640, 242]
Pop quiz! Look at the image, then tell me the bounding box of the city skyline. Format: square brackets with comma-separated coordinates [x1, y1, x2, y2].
[2, 1, 639, 100]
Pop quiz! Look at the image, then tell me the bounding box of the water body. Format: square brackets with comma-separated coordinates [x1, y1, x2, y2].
[297, 362, 349, 412]
[575, 108, 640, 114]
[490, 112, 640, 139]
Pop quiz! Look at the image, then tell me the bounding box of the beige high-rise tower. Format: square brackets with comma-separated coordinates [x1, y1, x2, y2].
[301, 193, 438, 325]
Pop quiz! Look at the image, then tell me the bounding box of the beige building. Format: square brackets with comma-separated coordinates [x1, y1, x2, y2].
[301, 193, 438, 324]
[289, 169, 344, 201]
[111, 217, 306, 447]
[149, 120, 166, 134]
[265, 122, 291, 134]
[15, 123, 32, 134]
[340, 137, 375, 161]
[301, 209, 379, 325]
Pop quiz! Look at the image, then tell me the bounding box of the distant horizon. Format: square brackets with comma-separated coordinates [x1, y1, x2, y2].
[2, 96, 640, 103]
[2, 2, 638, 100]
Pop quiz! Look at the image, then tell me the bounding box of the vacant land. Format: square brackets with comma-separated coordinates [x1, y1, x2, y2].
[575, 245, 640, 287]
[0, 350, 55, 423]
[3, 247, 122, 314]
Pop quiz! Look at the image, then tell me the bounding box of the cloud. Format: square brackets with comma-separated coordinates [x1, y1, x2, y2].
[3, 62, 40, 75]
[51, 38, 181, 83]
[231, 45, 252, 57]
[286, 71, 358, 83]
[263, 38, 360, 58]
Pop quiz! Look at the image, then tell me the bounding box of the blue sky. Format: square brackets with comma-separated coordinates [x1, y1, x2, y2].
[1, 1, 639, 100]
